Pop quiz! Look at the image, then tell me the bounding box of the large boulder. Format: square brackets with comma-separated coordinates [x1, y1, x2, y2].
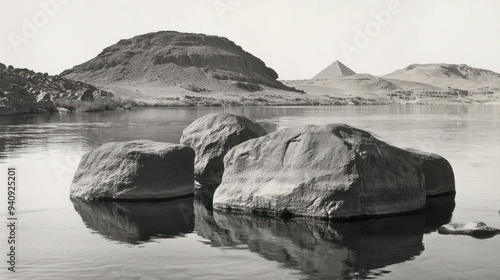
[406, 148, 455, 196]
[36, 100, 57, 113]
[79, 89, 95, 101]
[213, 123, 426, 220]
[70, 140, 195, 200]
[438, 222, 500, 239]
[180, 113, 267, 186]
[37, 92, 51, 102]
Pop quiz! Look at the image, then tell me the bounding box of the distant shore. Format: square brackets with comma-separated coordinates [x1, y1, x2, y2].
[52, 94, 500, 114]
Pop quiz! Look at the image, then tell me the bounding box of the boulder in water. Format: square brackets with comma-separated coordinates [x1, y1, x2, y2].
[213, 123, 426, 220]
[180, 113, 267, 186]
[70, 140, 195, 200]
[438, 221, 500, 238]
[406, 148, 455, 196]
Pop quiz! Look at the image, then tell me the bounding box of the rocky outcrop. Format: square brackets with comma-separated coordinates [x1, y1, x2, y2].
[407, 148, 455, 196]
[0, 63, 113, 115]
[213, 123, 427, 220]
[61, 31, 302, 93]
[438, 221, 500, 239]
[70, 140, 195, 200]
[71, 197, 194, 244]
[0, 91, 57, 115]
[180, 113, 267, 186]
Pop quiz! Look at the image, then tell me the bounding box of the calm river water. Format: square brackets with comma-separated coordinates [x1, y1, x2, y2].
[0, 105, 499, 280]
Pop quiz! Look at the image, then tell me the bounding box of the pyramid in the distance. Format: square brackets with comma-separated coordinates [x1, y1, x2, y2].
[312, 60, 356, 79]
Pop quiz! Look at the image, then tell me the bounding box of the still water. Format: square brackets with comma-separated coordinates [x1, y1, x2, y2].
[0, 105, 499, 280]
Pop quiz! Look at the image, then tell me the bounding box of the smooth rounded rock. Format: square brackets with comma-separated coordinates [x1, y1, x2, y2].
[70, 140, 195, 200]
[406, 148, 455, 196]
[213, 123, 426, 220]
[180, 113, 267, 186]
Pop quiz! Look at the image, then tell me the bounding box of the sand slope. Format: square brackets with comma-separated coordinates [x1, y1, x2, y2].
[383, 63, 500, 91]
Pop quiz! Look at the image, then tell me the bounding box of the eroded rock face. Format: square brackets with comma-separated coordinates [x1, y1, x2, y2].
[438, 221, 500, 239]
[213, 123, 426, 220]
[70, 140, 195, 200]
[61, 31, 302, 92]
[407, 148, 455, 196]
[180, 113, 267, 186]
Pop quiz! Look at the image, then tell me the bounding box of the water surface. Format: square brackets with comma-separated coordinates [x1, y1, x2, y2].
[0, 105, 499, 279]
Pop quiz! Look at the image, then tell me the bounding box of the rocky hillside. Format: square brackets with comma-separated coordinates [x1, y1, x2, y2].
[61, 31, 301, 98]
[0, 63, 113, 115]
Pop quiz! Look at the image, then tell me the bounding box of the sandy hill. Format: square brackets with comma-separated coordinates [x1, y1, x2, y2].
[285, 73, 403, 96]
[312, 60, 356, 79]
[283, 61, 500, 104]
[62, 31, 302, 101]
[288, 61, 399, 96]
[383, 63, 500, 91]
[0, 62, 113, 115]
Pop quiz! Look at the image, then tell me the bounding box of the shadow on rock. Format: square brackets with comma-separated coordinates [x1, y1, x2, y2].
[71, 197, 195, 244]
[194, 193, 455, 279]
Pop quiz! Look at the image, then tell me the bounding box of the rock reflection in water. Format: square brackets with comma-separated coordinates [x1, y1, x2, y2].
[72, 197, 195, 244]
[195, 194, 455, 279]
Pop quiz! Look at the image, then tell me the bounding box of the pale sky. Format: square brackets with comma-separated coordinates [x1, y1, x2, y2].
[1, 0, 499, 80]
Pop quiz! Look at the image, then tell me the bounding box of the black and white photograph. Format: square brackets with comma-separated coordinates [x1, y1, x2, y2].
[1, 0, 499, 279]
